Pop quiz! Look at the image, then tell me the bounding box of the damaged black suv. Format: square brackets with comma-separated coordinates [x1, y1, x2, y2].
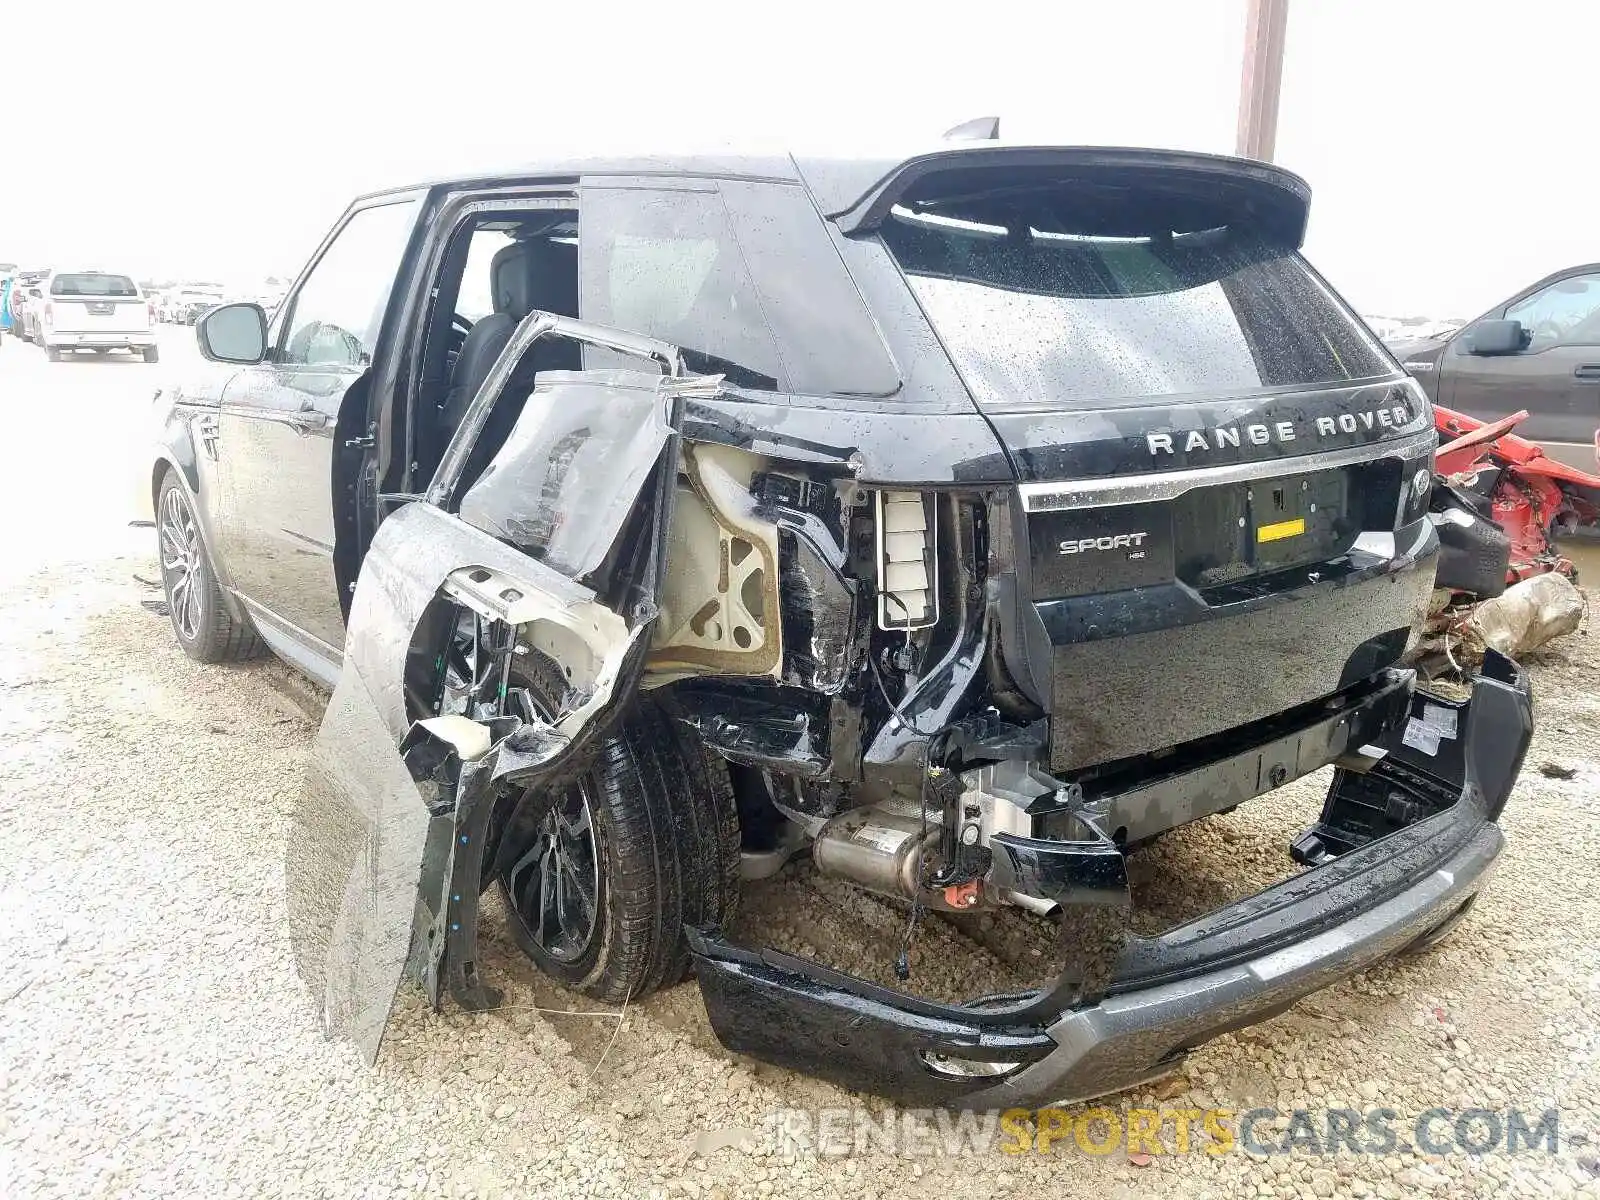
[150, 143, 1533, 1108]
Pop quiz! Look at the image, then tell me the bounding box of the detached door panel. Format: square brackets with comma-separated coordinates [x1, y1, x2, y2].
[287, 364, 695, 1063]
[216, 196, 422, 653]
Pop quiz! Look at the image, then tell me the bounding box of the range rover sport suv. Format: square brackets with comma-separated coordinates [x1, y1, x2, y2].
[148, 142, 1533, 1107]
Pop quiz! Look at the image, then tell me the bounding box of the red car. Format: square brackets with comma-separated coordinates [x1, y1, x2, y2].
[1433, 404, 1600, 590]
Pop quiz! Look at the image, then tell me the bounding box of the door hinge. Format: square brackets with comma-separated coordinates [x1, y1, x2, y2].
[345, 432, 376, 450]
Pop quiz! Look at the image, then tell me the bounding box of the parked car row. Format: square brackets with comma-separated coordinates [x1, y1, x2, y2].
[3, 269, 158, 360]
[5, 269, 52, 343]
[154, 286, 227, 325]
[146, 285, 285, 326]
[4, 268, 288, 359]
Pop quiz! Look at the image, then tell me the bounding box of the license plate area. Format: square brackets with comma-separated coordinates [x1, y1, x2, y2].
[86, 301, 115, 317]
[1250, 470, 1349, 572]
[1174, 467, 1354, 588]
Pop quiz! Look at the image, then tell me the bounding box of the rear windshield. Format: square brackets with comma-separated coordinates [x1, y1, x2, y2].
[51, 273, 138, 297]
[881, 202, 1392, 409]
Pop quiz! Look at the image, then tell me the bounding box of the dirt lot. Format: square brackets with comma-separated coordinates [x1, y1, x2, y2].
[1, 329, 1598, 1198]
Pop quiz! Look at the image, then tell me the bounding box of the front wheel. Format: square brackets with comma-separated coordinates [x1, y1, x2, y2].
[494, 660, 740, 1002]
[156, 471, 262, 663]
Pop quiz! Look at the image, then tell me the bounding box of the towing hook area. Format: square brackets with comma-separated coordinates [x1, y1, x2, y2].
[686, 653, 1533, 1108]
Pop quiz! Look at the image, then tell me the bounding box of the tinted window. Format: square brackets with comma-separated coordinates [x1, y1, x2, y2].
[881, 206, 1393, 409]
[1504, 273, 1600, 350]
[580, 183, 898, 395]
[717, 181, 899, 396]
[280, 199, 419, 368]
[52, 273, 137, 297]
[581, 186, 781, 388]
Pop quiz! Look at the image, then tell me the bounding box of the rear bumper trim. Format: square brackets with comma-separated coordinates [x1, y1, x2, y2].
[1019, 426, 1436, 511]
[44, 332, 155, 347]
[690, 815, 1503, 1109]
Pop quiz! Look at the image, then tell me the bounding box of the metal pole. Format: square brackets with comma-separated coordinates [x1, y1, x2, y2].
[1235, 0, 1290, 161]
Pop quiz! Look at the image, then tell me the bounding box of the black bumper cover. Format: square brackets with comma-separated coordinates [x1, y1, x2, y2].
[688, 652, 1532, 1108]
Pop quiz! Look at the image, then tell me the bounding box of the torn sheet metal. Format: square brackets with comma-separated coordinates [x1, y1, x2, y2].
[286, 501, 647, 1063]
[458, 370, 677, 579]
[650, 444, 784, 679]
[402, 715, 573, 1016]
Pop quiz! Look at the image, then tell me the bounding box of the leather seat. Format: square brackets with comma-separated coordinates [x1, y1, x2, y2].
[439, 238, 580, 437]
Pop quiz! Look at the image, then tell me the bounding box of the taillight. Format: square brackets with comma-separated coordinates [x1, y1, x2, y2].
[43, 302, 53, 322]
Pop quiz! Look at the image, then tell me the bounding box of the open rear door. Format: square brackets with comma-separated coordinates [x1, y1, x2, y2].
[286, 363, 711, 1062]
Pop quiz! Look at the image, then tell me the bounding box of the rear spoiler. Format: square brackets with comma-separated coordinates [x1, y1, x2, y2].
[798, 145, 1313, 247]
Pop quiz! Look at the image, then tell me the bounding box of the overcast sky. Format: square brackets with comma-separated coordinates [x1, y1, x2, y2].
[5, 0, 1595, 318]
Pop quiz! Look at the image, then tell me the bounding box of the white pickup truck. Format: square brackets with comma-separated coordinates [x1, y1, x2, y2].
[38, 271, 158, 362]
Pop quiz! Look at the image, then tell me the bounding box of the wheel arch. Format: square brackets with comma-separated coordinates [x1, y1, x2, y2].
[151, 447, 198, 511]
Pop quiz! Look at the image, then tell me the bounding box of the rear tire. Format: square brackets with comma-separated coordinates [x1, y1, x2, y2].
[142, 346, 160, 363]
[156, 471, 263, 663]
[496, 657, 741, 1003]
[45, 345, 63, 362]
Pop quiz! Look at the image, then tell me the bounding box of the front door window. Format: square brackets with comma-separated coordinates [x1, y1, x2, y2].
[279, 200, 420, 367]
[1504, 272, 1600, 350]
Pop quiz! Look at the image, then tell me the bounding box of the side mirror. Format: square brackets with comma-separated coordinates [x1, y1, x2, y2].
[197, 302, 269, 364]
[1462, 319, 1530, 356]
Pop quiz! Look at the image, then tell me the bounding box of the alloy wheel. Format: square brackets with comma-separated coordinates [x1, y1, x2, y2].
[159, 487, 204, 642]
[504, 782, 600, 963]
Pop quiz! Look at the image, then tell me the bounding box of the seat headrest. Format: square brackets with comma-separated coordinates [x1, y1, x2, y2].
[490, 238, 578, 321]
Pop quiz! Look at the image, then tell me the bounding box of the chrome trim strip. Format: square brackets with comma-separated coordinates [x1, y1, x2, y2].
[1018, 428, 1438, 512]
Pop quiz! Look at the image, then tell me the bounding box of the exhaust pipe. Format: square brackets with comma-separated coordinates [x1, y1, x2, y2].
[1001, 889, 1061, 918]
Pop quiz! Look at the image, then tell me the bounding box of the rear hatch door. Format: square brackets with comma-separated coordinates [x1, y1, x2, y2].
[864, 151, 1438, 769]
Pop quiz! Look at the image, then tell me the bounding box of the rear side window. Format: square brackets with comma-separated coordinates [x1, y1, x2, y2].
[580, 183, 898, 396]
[52, 273, 138, 297]
[881, 196, 1393, 410]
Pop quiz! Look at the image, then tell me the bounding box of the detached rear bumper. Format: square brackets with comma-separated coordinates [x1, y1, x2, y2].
[688, 653, 1532, 1109]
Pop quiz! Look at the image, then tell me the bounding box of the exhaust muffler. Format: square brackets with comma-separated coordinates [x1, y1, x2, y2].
[810, 800, 1061, 916]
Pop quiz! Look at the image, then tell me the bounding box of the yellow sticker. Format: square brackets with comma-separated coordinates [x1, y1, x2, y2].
[1256, 517, 1307, 543]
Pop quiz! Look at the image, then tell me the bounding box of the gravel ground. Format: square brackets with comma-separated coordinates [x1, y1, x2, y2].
[2, 330, 1598, 1198]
